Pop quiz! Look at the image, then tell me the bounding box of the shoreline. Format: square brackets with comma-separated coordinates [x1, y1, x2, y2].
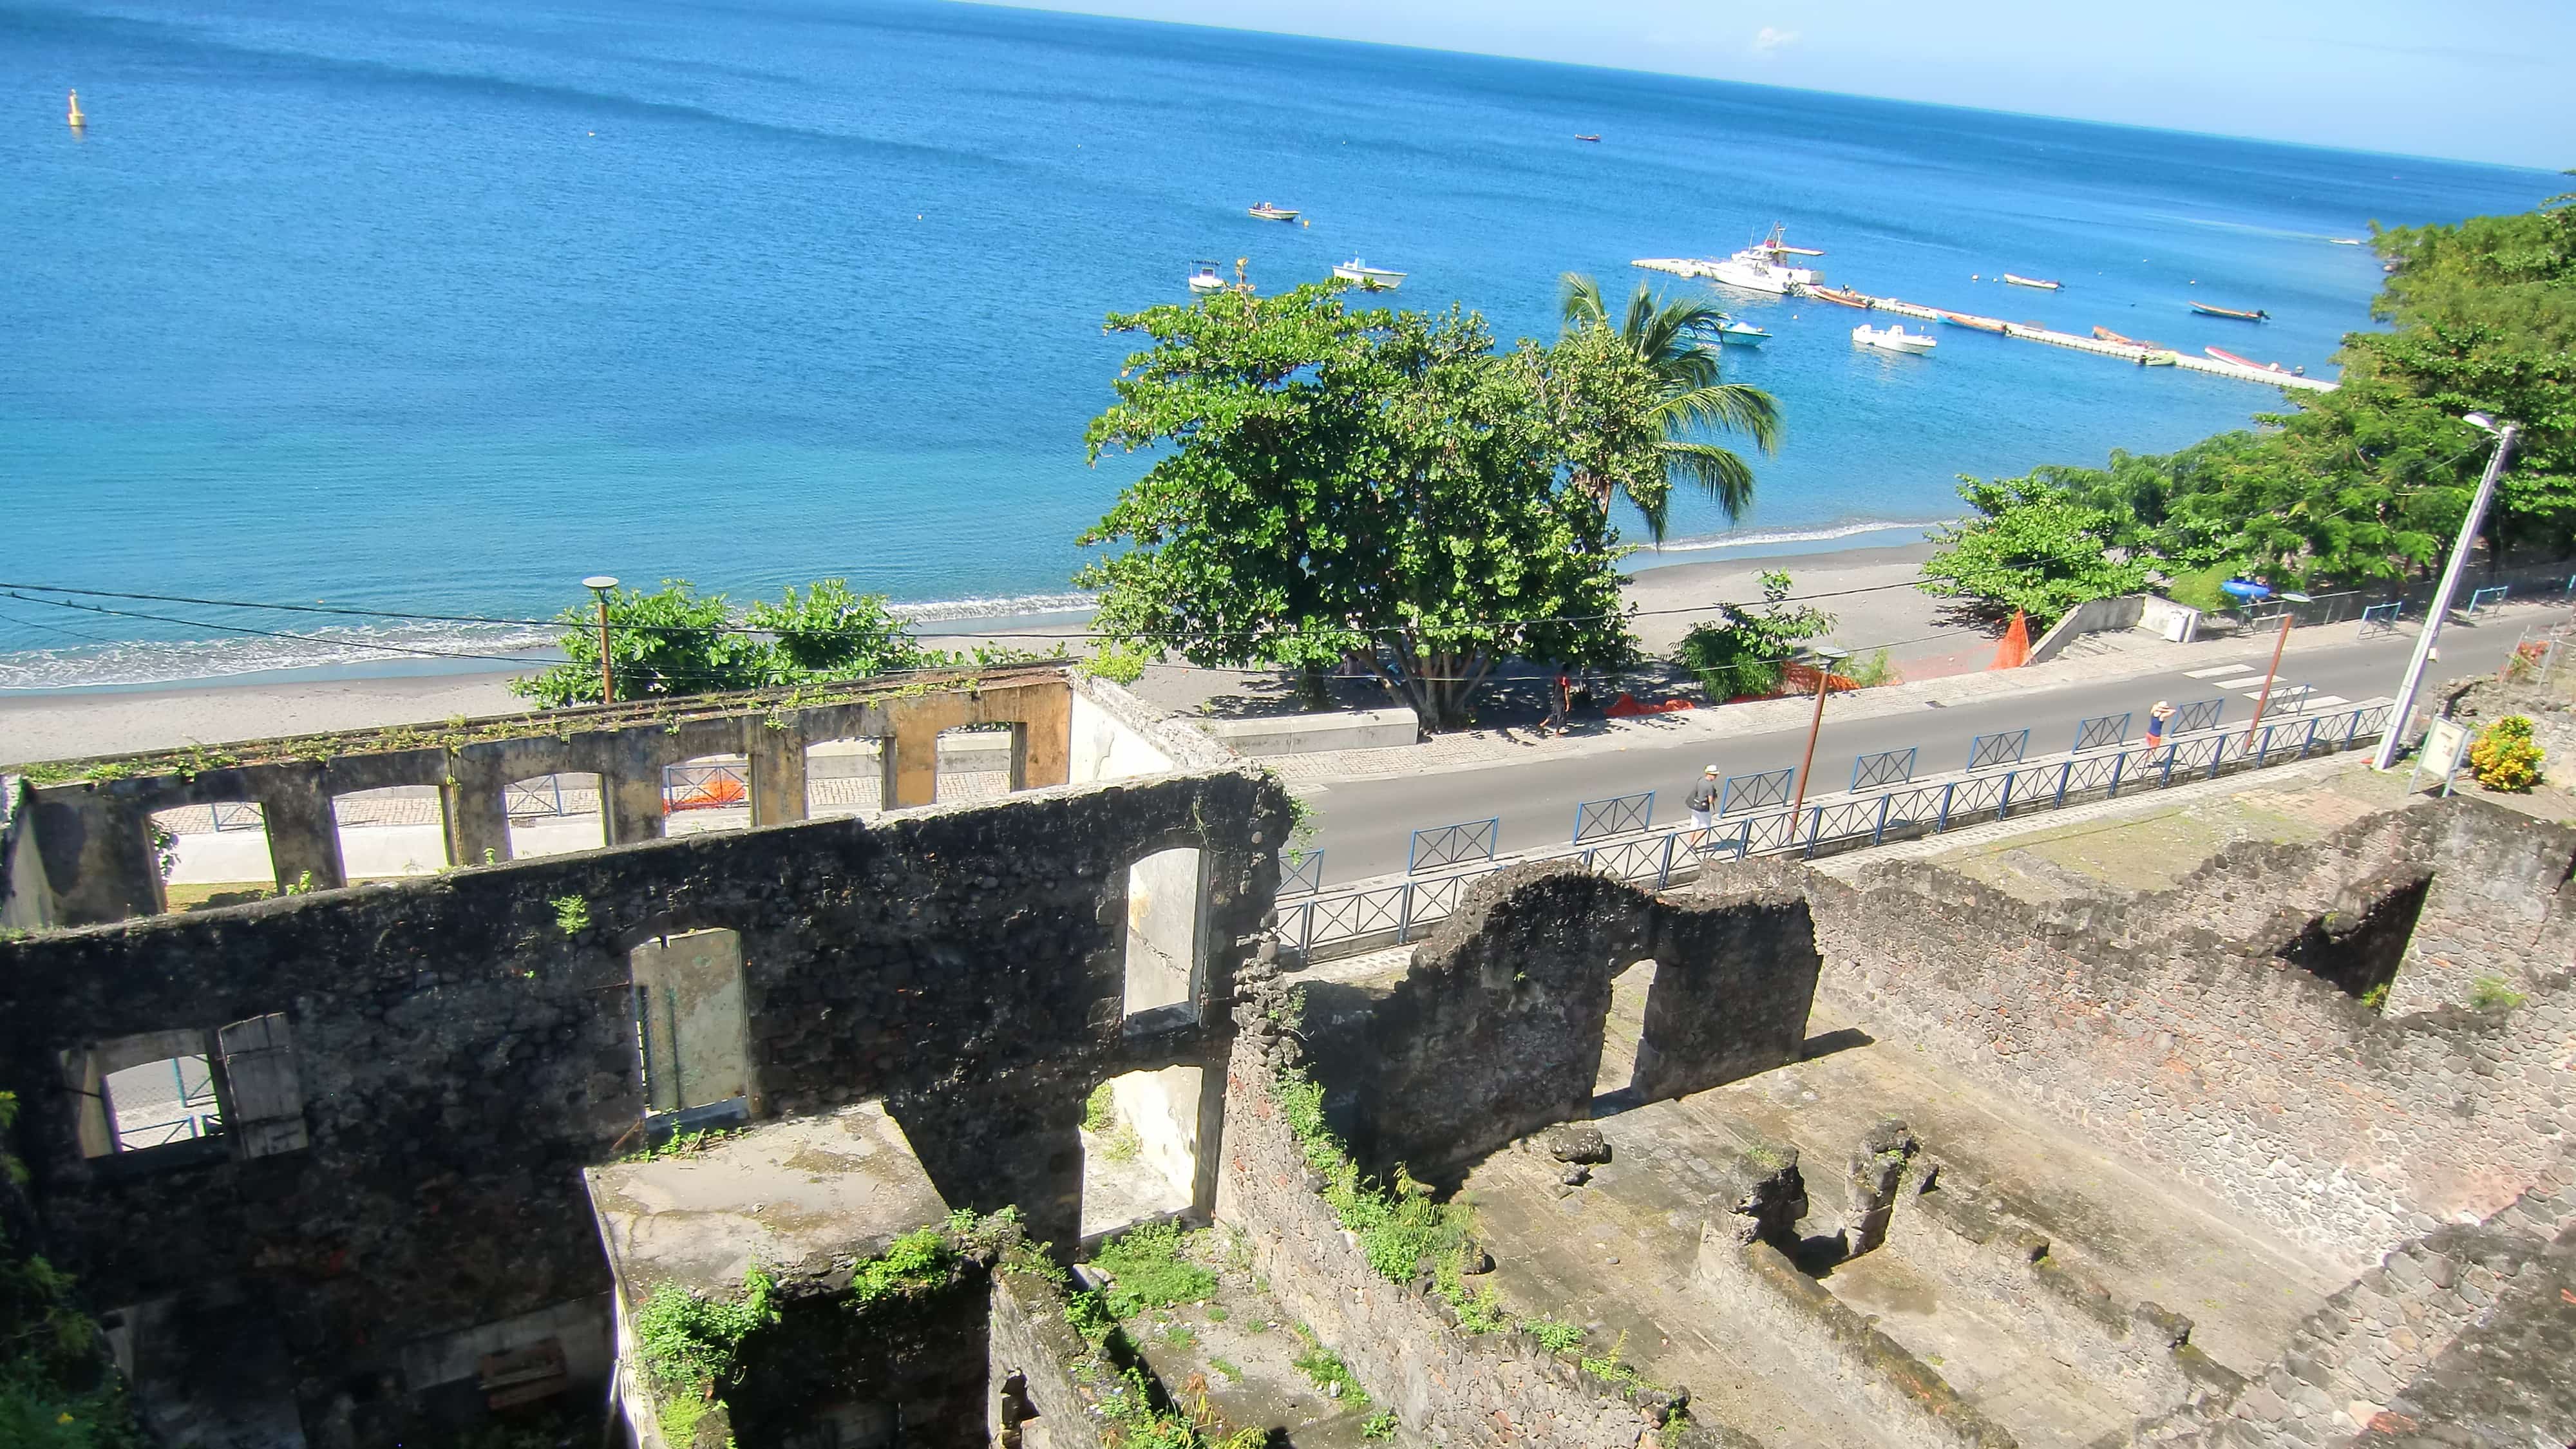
[0, 536, 1955, 766]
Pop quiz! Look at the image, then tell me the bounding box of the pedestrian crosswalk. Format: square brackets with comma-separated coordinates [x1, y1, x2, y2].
[2183, 662, 2259, 679]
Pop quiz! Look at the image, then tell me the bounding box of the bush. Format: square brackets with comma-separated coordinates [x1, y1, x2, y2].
[1086, 1222, 1215, 1318]
[1676, 571, 1837, 700]
[2468, 715, 2544, 791]
[2159, 564, 2236, 614]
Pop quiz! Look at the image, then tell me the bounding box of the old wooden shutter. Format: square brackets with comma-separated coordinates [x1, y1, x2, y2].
[216, 1014, 309, 1157]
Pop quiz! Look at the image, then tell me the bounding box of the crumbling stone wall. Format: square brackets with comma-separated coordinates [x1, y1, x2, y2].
[0, 766, 1288, 1446]
[1345, 861, 1822, 1173]
[1812, 803, 2576, 1267]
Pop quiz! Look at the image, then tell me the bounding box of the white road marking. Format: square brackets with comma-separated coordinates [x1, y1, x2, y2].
[2184, 663, 2258, 678]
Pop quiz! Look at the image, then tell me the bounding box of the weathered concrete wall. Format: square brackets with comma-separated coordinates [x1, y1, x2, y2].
[1345, 861, 1822, 1173]
[1197, 707, 1417, 757]
[1, 777, 54, 930]
[987, 1269, 1103, 1449]
[18, 669, 1081, 926]
[1815, 799, 2576, 1268]
[0, 764, 1289, 1446]
[1066, 673, 1236, 785]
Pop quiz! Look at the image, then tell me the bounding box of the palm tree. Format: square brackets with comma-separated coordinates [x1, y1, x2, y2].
[1559, 272, 1783, 539]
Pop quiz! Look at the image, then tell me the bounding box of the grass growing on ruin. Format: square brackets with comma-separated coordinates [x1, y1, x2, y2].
[551, 894, 591, 934]
[1088, 1222, 1217, 1318]
[1289, 1326, 1370, 1408]
[634, 1268, 778, 1446]
[1526, 1316, 1585, 1354]
[2470, 975, 2528, 1011]
[0, 1097, 147, 1449]
[1361, 1412, 1398, 1439]
[1276, 1067, 1477, 1289]
[1083, 1083, 1145, 1163]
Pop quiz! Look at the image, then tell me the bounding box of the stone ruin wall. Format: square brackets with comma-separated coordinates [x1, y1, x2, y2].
[0, 764, 1288, 1442]
[1812, 796, 2576, 1270]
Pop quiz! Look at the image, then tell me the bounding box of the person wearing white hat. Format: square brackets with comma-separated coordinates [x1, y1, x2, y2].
[1687, 764, 1721, 850]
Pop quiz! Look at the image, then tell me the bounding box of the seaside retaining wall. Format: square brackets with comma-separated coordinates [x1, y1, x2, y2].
[0, 763, 1287, 1446]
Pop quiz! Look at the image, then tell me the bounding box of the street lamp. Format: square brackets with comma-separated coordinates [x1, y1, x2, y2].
[1788, 645, 1852, 819]
[2371, 415, 2519, 771]
[582, 576, 620, 705]
[2239, 591, 2311, 746]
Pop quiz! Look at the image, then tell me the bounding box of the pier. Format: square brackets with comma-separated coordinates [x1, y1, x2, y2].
[1631, 261, 2336, 393]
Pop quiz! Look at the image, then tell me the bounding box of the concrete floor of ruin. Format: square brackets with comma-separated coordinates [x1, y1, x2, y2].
[1413, 967, 2351, 1449]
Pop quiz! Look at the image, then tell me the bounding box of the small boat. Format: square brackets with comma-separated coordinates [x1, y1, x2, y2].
[1714, 319, 1770, 346]
[1940, 311, 2007, 333]
[1575, 133, 1602, 142]
[1332, 258, 1405, 290]
[2093, 325, 2140, 345]
[2190, 302, 2269, 321]
[1186, 261, 1226, 294]
[1804, 285, 1872, 308]
[2206, 346, 2287, 373]
[2329, 238, 2365, 246]
[1852, 323, 1936, 355]
[2003, 274, 2061, 290]
[1247, 202, 1299, 222]
[2140, 351, 2178, 367]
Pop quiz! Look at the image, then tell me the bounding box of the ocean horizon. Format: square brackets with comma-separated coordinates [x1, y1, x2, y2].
[1, 0, 2559, 689]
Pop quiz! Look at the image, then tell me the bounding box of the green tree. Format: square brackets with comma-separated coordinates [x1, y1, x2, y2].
[1557, 274, 1783, 538]
[509, 578, 935, 707]
[1079, 284, 1638, 730]
[1676, 571, 1838, 699]
[1918, 474, 2152, 627]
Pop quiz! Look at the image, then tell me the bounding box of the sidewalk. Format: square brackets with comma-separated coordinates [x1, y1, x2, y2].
[1259, 600, 2570, 788]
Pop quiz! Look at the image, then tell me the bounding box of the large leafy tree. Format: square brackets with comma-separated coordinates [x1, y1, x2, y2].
[1079, 284, 1640, 730]
[1557, 274, 1783, 538]
[1918, 474, 2152, 627]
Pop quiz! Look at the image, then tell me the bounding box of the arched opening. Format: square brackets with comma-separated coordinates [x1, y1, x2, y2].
[330, 784, 448, 880]
[930, 725, 1015, 804]
[805, 735, 891, 820]
[1120, 846, 1205, 1024]
[147, 802, 279, 911]
[505, 773, 605, 860]
[1079, 1066, 1203, 1242]
[629, 927, 753, 1132]
[1594, 959, 1659, 1112]
[662, 754, 752, 838]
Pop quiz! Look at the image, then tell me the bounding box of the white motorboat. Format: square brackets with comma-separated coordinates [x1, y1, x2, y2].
[1705, 226, 1821, 296]
[1714, 319, 1770, 346]
[1186, 261, 1226, 294]
[1248, 202, 1299, 222]
[1852, 323, 1936, 355]
[1332, 258, 1405, 290]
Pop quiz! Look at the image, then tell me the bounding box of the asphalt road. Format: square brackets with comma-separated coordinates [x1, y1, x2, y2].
[1303, 609, 2564, 883]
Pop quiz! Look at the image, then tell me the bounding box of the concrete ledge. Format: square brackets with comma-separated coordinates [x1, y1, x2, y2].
[1197, 707, 1419, 757]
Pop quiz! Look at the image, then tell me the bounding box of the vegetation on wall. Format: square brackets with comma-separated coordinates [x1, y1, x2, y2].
[0, 1094, 144, 1449]
[1920, 191, 2576, 624]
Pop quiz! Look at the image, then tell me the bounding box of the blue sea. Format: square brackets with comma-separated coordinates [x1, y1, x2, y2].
[0, 0, 2559, 688]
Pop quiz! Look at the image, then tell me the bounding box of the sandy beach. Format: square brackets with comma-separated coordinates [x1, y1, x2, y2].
[0, 540, 1968, 766]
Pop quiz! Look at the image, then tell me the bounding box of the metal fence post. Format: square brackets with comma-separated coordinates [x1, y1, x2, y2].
[1998, 772, 2016, 820]
[1803, 806, 1823, 858]
[1871, 793, 1893, 844]
[1936, 782, 1955, 833]
[1397, 884, 1414, 944]
[2054, 760, 2072, 808]
[2107, 751, 2126, 798]
[2344, 709, 2364, 748]
[2255, 724, 2276, 766]
[1657, 831, 1677, 886]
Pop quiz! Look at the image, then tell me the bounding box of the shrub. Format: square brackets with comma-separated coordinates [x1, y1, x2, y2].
[1526, 1316, 1586, 1354]
[634, 1270, 777, 1444]
[2468, 715, 2543, 791]
[1081, 641, 1153, 685]
[2470, 975, 2526, 1012]
[1675, 571, 1837, 700]
[1087, 1222, 1215, 1318]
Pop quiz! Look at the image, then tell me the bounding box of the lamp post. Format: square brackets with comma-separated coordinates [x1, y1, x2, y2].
[2238, 591, 2312, 747]
[1788, 645, 1851, 819]
[2372, 416, 2519, 771]
[582, 576, 620, 705]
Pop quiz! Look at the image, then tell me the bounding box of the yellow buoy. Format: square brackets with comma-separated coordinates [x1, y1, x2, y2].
[66, 89, 85, 129]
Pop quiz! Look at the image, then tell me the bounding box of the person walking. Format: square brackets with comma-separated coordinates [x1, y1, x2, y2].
[1545, 668, 1573, 735]
[2145, 699, 2176, 750]
[1687, 764, 1721, 851]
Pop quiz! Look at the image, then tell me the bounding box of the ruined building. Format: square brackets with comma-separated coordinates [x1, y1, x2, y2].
[1, 663, 2570, 1449]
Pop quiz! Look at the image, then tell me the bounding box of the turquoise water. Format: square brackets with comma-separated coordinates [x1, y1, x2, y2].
[0, 0, 2558, 686]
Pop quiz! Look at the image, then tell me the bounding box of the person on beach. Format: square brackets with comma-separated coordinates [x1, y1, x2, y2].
[2145, 699, 2175, 749]
[1687, 765, 1720, 850]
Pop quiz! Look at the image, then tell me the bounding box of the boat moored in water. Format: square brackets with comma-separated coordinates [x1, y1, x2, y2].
[1714, 319, 1770, 346]
[1575, 133, 1601, 142]
[1332, 258, 1405, 289]
[1707, 224, 1824, 294]
[1941, 310, 2007, 333]
[1247, 202, 1299, 222]
[2003, 274, 2061, 290]
[2190, 302, 2269, 321]
[1803, 285, 1872, 308]
[1187, 261, 1226, 294]
[1853, 323, 1936, 355]
[2206, 346, 2287, 372]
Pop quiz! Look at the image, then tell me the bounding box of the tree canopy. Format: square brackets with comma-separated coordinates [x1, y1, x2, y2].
[1557, 274, 1781, 538]
[511, 578, 956, 707]
[1078, 283, 1648, 730]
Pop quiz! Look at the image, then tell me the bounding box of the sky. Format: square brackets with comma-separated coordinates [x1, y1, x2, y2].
[978, 0, 2575, 170]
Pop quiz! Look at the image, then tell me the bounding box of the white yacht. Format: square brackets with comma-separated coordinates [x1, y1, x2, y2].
[1705, 224, 1823, 296]
[1852, 323, 1936, 355]
[1186, 261, 1227, 293]
[1332, 259, 1405, 290]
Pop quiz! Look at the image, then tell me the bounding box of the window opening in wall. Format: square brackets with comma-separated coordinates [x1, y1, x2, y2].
[630, 929, 753, 1131]
[930, 725, 1016, 804]
[330, 784, 449, 880]
[1120, 847, 1205, 1024]
[506, 773, 606, 859]
[663, 755, 752, 838]
[2275, 871, 2433, 1010]
[102, 1055, 223, 1151]
[146, 802, 279, 912]
[1078, 1066, 1202, 1242]
[804, 737, 891, 820]
[1593, 960, 1659, 1112]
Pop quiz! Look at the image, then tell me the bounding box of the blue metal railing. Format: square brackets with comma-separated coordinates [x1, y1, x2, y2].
[1965, 728, 2029, 772]
[1850, 748, 1916, 792]
[2358, 602, 2403, 640]
[2070, 712, 2131, 752]
[1719, 768, 1793, 815]
[1408, 818, 1500, 874]
[1279, 851, 1325, 896]
[1572, 791, 1654, 844]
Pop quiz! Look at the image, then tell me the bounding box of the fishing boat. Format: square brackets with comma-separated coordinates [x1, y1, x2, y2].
[1714, 319, 1770, 346]
[1247, 202, 1299, 222]
[1803, 285, 1872, 309]
[1186, 261, 1226, 294]
[1705, 225, 1824, 293]
[1332, 258, 1405, 290]
[1575, 133, 1602, 142]
[2206, 346, 2287, 373]
[1941, 311, 2007, 333]
[2003, 274, 2061, 290]
[1852, 323, 1935, 355]
[2190, 302, 2269, 322]
[2140, 351, 2178, 366]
